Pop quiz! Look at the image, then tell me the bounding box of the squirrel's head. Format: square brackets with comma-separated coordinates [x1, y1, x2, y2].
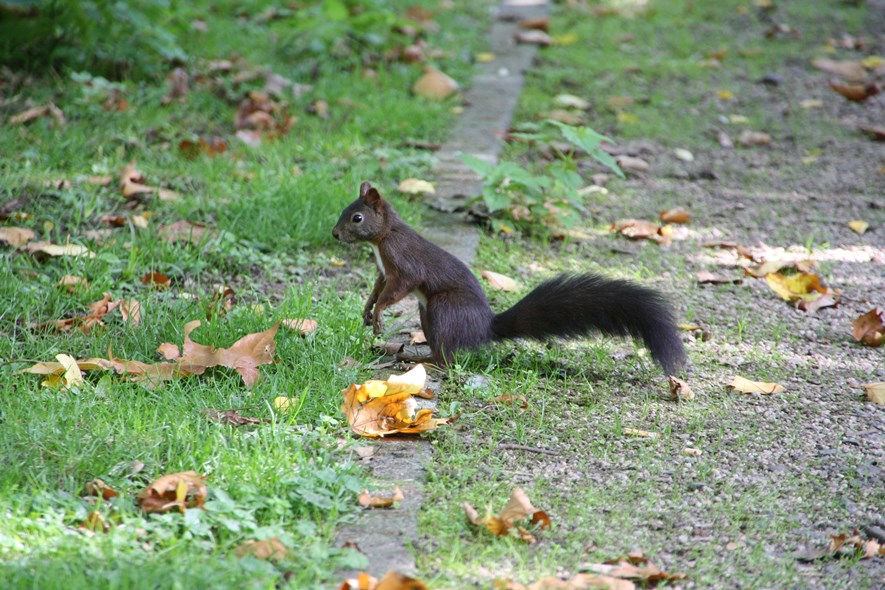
[332, 181, 388, 243]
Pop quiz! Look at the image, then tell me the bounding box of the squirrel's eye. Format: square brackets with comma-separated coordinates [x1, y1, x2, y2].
[351, 213, 364, 223]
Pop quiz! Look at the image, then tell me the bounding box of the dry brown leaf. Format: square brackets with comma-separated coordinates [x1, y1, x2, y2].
[614, 155, 649, 174]
[408, 330, 427, 345]
[493, 394, 529, 409]
[851, 308, 885, 347]
[140, 271, 171, 289]
[136, 471, 207, 513]
[797, 293, 840, 314]
[623, 428, 659, 439]
[201, 408, 263, 426]
[829, 81, 880, 102]
[83, 478, 119, 500]
[684, 447, 702, 457]
[728, 376, 784, 395]
[863, 382, 885, 405]
[668, 376, 695, 401]
[235, 91, 295, 139]
[161, 67, 189, 105]
[339, 572, 378, 590]
[859, 125, 885, 141]
[179, 136, 228, 158]
[610, 219, 669, 244]
[80, 511, 110, 533]
[57, 275, 88, 292]
[412, 67, 459, 100]
[170, 320, 280, 386]
[481, 270, 519, 292]
[0, 226, 35, 247]
[282, 318, 318, 335]
[696, 271, 742, 285]
[737, 130, 772, 147]
[234, 537, 290, 561]
[584, 552, 687, 585]
[358, 487, 404, 508]
[519, 17, 549, 32]
[374, 340, 405, 356]
[158, 220, 213, 244]
[514, 30, 552, 46]
[464, 488, 550, 543]
[658, 209, 691, 224]
[811, 58, 869, 83]
[10, 104, 66, 126]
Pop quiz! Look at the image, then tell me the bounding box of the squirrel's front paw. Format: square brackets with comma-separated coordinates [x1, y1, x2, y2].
[372, 320, 383, 334]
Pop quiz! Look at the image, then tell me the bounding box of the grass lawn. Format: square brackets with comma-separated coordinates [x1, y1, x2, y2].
[0, 1, 493, 587]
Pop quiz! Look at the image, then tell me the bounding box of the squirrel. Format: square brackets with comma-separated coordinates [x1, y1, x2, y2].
[332, 181, 687, 374]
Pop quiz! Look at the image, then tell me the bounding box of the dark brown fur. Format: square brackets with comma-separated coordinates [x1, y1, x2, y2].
[333, 182, 686, 374]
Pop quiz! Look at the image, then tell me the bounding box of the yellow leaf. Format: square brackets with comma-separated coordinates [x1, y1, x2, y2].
[728, 376, 784, 395]
[862, 55, 884, 69]
[847, 220, 869, 234]
[864, 383, 885, 405]
[273, 396, 298, 413]
[476, 52, 495, 62]
[551, 33, 579, 45]
[716, 89, 735, 100]
[57, 353, 84, 388]
[617, 111, 639, 124]
[397, 178, 435, 195]
[764, 272, 828, 301]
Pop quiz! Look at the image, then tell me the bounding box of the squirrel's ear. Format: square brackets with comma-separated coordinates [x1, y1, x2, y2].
[359, 181, 373, 199]
[363, 186, 382, 208]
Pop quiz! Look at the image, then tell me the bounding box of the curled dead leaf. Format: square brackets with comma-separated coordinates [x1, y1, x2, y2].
[851, 308, 884, 347]
[829, 81, 880, 102]
[412, 67, 459, 100]
[83, 478, 119, 500]
[234, 537, 290, 561]
[358, 487, 404, 508]
[728, 376, 784, 395]
[0, 226, 35, 247]
[659, 209, 691, 224]
[668, 376, 695, 401]
[863, 382, 885, 405]
[282, 318, 318, 335]
[136, 471, 207, 513]
[481, 270, 519, 292]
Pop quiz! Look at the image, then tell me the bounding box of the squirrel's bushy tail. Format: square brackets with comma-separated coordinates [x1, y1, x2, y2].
[490, 274, 686, 374]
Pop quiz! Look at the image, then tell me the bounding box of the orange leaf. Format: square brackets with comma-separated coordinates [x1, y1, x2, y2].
[234, 537, 290, 560]
[136, 471, 207, 513]
[851, 308, 884, 347]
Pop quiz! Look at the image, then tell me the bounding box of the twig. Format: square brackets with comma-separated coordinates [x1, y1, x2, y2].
[497, 443, 559, 456]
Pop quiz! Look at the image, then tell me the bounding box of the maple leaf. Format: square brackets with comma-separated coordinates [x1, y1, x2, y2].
[463, 488, 550, 543]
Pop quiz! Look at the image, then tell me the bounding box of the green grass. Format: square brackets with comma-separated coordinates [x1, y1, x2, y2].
[0, 1, 494, 587]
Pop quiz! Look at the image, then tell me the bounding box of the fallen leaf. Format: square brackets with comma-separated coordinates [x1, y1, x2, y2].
[542, 109, 585, 125]
[166, 320, 280, 386]
[864, 383, 885, 404]
[668, 376, 695, 401]
[514, 30, 552, 46]
[481, 270, 519, 292]
[610, 219, 669, 244]
[140, 271, 171, 289]
[673, 148, 694, 162]
[412, 67, 459, 100]
[737, 130, 772, 147]
[684, 447, 702, 457]
[851, 308, 885, 347]
[234, 537, 290, 561]
[161, 67, 189, 105]
[119, 299, 142, 326]
[358, 487, 404, 508]
[847, 220, 869, 234]
[463, 488, 550, 543]
[235, 91, 295, 139]
[623, 428, 659, 439]
[519, 17, 549, 32]
[80, 511, 110, 533]
[811, 58, 869, 83]
[409, 330, 427, 345]
[136, 471, 207, 513]
[829, 81, 880, 102]
[273, 396, 299, 413]
[583, 551, 688, 585]
[797, 293, 840, 314]
[614, 155, 649, 173]
[764, 271, 830, 302]
[0, 226, 35, 247]
[476, 52, 496, 63]
[201, 408, 263, 426]
[800, 99, 823, 109]
[57, 275, 88, 292]
[158, 220, 213, 244]
[374, 340, 405, 356]
[728, 376, 784, 395]
[696, 271, 742, 285]
[493, 394, 529, 409]
[339, 572, 378, 590]
[659, 209, 691, 223]
[10, 103, 65, 126]
[282, 318, 318, 335]
[554, 94, 590, 110]
[397, 178, 435, 194]
[24, 241, 94, 258]
[375, 571, 429, 590]
[859, 125, 885, 141]
[83, 478, 119, 500]
[340, 364, 449, 437]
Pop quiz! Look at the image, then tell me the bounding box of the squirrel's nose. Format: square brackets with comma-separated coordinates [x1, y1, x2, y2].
[332, 228, 339, 240]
